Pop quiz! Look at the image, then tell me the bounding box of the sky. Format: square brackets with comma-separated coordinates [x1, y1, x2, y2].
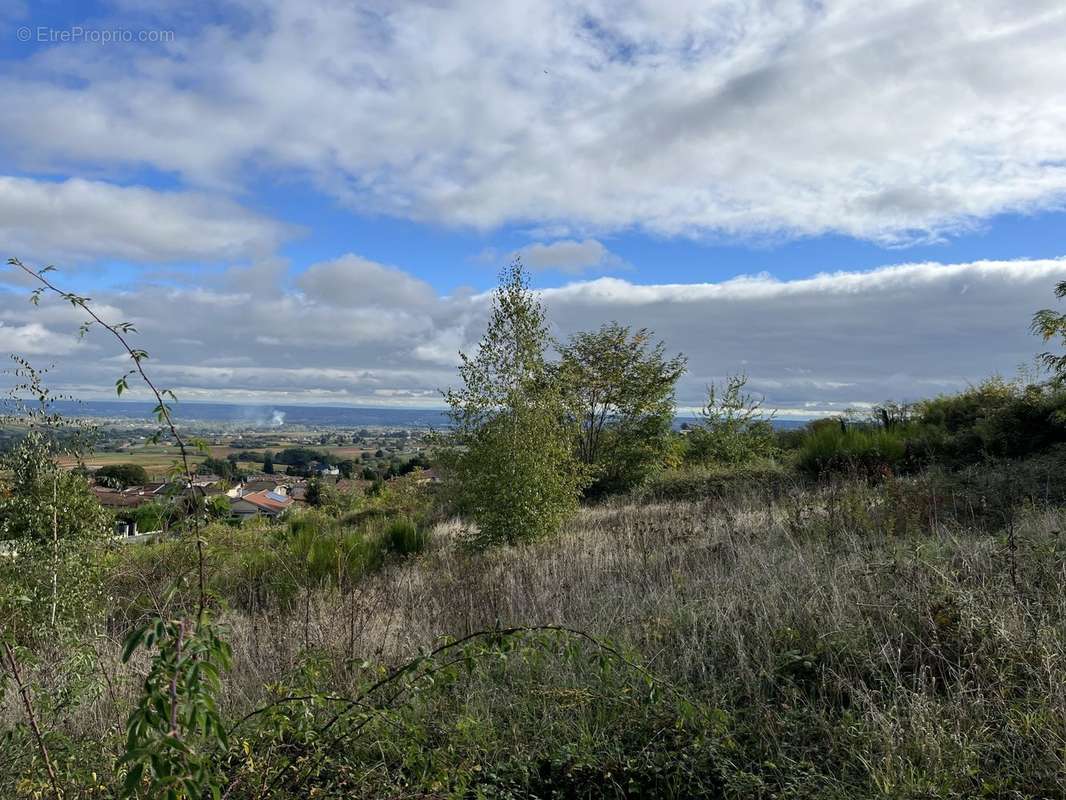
[0, 0, 1065, 416]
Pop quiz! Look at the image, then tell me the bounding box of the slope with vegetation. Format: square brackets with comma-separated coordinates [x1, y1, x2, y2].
[2, 258, 1066, 798]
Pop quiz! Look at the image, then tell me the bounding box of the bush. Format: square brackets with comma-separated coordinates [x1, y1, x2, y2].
[685, 374, 779, 466]
[106, 508, 433, 620]
[635, 461, 794, 503]
[797, 425, 910, 476]
[916, 378, 1066, 465]
[788, 380, 1066, 479]
[383, 517, 427, 556]
[131, 500, 170, 532]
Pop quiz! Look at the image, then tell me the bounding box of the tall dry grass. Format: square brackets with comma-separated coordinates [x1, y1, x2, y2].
[5, 478, 1066, 796]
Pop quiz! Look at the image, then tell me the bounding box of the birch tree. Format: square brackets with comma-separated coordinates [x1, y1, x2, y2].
[443, 260, 588, 546]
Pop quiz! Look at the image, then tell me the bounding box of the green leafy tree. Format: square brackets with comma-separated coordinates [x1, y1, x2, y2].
[274, 447, 329, 468]
[1033, 280, 1066, 381]
[263, 451, 275, 474]
[95, 462, 150, 488]
[198, 456, 235, 480]
[0, 361, 111, 643]
[443, 260, 588, 547]
[560, 322, 686, 495]
[686, 373, 778, 465]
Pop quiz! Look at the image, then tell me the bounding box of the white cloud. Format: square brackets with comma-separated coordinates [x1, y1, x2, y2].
[3, 1, 1066, 241]
[516, 239, 620, 274]
[297, 254, 437, 308]
[2, 255, 1063, 414]
[0, 321, 84, 356]
[477, 238, 621, 274]
[0, 176, 296, 264]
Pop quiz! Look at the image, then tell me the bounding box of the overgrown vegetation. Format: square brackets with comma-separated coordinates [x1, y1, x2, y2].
[8, 464, 1066, 798]
[792, 377, 1066, 477]
[4, 265, 1066, 798]
[686, 373, 778, 466]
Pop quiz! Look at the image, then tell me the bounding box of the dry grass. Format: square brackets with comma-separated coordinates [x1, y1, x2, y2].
[6, 480, 1066, 797]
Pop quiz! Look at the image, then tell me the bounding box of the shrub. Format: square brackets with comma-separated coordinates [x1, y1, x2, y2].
[383, 517, 427, 556]
[635, 460, 794, 503]
[131, 500, 170, 532]
[916, 378, 1066, 465]
[797, 425, 909, 476]
[685, 374, 778, 466]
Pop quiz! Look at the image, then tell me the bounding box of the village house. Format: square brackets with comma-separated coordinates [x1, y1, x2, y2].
[229, 489, 293, 520]
[91, 485, 169, 538]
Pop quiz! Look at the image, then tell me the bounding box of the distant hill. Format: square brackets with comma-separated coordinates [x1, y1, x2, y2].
[25, 400, 812, 430]
[37, 400, 452, 429]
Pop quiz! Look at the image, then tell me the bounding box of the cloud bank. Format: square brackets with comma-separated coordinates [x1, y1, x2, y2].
[1, 257, 1061, 416]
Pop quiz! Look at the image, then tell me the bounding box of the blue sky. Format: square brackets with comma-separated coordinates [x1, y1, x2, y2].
[1, 1, 1065, 411]
[260, 177, 1066, 294]
[3, 163, 1066, 295]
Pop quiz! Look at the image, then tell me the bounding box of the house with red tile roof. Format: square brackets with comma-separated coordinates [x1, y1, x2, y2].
[229, 489, 293, 520]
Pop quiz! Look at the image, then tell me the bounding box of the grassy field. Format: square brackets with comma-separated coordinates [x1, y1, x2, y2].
[58, 445, 192, 476]
[56, 442, 408, 479]
[6, 467, 1066, 798]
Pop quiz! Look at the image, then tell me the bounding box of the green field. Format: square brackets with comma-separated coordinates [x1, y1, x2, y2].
[58, 440, 418, 480]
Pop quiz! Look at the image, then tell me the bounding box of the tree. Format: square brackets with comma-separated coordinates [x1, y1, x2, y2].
[199, 456, 236, 480]
[274, 447, 329, 468]
[0, 361, 111, 643]
[560, 322, 686, 495]
[1033, 280, 1066, 382]
[263, 451, 275, 474]
[686, 373, 778, 465]
[94, 462, 149, 488]
[443, 260, 588, 547]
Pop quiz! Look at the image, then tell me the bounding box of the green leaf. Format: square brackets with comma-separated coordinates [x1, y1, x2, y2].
[122, 625, 149, 662]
